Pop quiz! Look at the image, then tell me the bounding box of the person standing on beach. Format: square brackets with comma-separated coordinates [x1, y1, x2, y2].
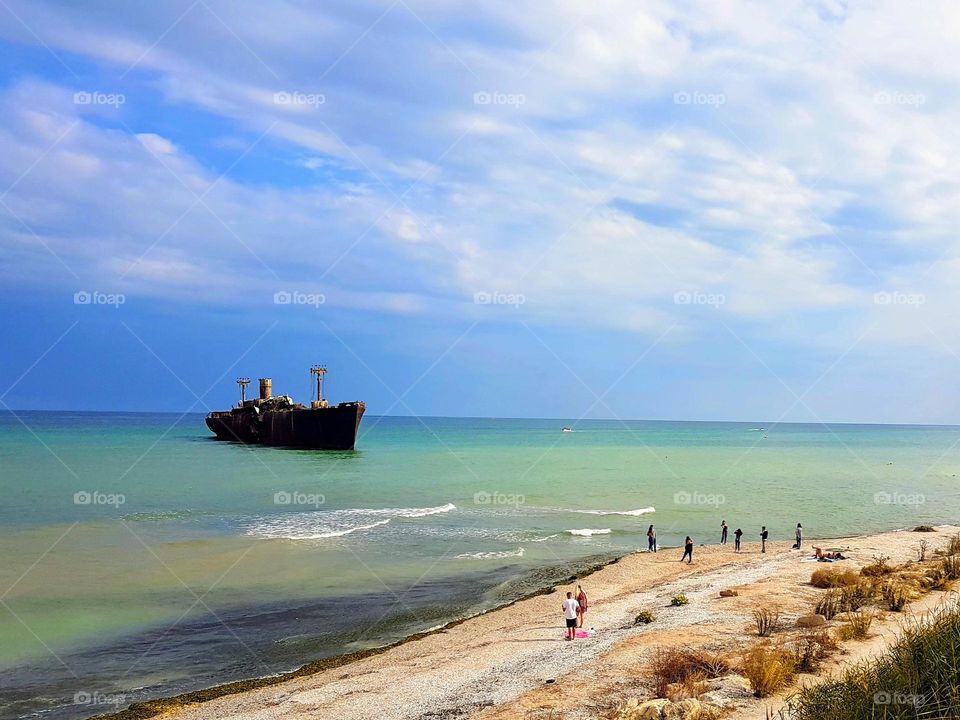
[761, 526, 769, 553]
[720, 520, 728, 544]
[562, 591, 580, 640]
[575, 584, 588, 628]
[794, 523, 802, 549]
[734, 527, 743, 552]
[647, 524, 657, 552]
[681, 535, 694, 564]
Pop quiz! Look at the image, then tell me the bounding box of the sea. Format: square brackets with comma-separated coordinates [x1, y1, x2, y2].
[1, 412, 958, 719]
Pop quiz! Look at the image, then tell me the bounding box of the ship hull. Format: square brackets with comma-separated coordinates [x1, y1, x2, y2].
[206, 402, 365, 450]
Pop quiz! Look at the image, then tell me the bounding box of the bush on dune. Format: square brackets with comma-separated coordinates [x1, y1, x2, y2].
[810, 568, 859, 588]
[648, 647, 730, 698]
[742, 644, 796, 697]
[786, 601, 960, 719]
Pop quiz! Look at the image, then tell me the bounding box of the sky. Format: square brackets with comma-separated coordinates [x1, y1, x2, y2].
[0, 0, 959, 423]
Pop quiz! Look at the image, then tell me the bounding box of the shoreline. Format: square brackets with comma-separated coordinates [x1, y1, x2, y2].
[95, 523, 951, 720]
[97, 553, 627, 720]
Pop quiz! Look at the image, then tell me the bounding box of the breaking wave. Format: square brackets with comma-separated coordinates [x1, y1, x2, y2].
[246, 503, 456, 540]
[568, 528, 612, 536]
[455, 547, 525, 560]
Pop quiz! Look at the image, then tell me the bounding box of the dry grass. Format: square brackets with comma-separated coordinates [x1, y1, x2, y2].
[742, 644, 796, 698]
[838, 581, 875, 612]
[881, 580, 910, 612]
[815, 589, 842, 620]
[793, 631, 838, 673]
[837, 609, 874, 640]
[943, 532, 960, 556]
[810, 568, 859, 588]
[859, 554, 892, 577]
[924, 563, 953, 591]
[941, 555, 960, 580]
[753, 607, 781, 637]
[648, 647, 730, 698]
[666, 670, 708, 702]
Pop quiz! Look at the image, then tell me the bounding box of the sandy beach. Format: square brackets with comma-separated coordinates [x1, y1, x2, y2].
[115, 525, 959, 720]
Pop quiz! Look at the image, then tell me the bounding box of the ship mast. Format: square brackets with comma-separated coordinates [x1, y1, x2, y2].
[236, 377, 250, 404]
[311, 366, 328, 408]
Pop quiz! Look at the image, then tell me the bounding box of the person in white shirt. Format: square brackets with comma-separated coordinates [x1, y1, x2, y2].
[562, 591, 580, 640]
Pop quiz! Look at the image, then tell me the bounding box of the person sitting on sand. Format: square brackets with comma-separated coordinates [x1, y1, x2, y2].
[576, 584, 588, 628]
[647, 524, 657, 552]
[681, 535, 694, 564]
[562, 591, 580, 640]
[734, 527, 743, 553]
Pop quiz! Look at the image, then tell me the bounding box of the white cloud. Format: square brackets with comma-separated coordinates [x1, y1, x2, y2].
[2, 0, 960, 356]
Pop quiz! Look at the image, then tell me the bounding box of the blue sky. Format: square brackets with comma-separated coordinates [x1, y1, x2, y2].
[1, 0, 959, 423]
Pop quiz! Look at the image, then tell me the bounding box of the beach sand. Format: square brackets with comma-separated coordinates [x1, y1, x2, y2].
[137, 526, 959, 720]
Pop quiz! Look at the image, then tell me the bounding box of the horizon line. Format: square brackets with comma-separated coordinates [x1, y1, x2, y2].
[2, 408, 960, 429]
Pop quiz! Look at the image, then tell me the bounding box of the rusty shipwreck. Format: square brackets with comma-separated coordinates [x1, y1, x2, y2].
[205, 367, 365, 450]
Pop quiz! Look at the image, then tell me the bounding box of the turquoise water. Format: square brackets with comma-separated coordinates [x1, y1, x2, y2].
[1, 412, 959, 719]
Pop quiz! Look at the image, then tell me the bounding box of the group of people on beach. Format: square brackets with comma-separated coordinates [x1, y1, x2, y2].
[564, 521, 809, 638]
[643, 521, 804, 563]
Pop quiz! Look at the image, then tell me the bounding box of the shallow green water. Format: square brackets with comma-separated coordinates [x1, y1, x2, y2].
[0, 412, 958, 719]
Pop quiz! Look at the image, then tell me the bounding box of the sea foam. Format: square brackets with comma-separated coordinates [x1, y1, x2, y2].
[455, 547, 525, 559]
[246, 503, 456, 540]
[568, 528, 612, 536]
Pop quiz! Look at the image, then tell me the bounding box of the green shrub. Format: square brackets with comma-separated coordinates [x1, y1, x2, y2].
[635, 610, 655, 624]
[786, 601, 960, 719]
[670, 594, 689, 606]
